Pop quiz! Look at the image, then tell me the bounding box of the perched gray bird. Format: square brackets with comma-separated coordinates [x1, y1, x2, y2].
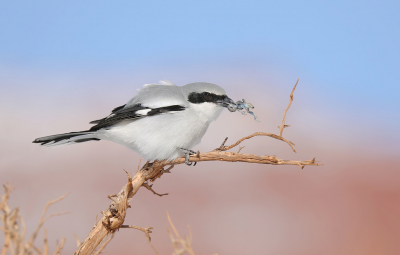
[33, 81, 236, 165]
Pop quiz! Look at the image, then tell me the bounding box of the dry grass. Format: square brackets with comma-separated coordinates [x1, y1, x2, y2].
[0, 185, 216, 255]
[166, 212, 220, 255]
[0, 183, 69, 255]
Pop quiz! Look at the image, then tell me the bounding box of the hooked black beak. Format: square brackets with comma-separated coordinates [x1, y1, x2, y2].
[217, 96, 235, 108]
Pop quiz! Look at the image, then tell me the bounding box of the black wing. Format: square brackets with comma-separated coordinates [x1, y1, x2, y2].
[89, 104, 127, 124]
[89, 103, 185, 131]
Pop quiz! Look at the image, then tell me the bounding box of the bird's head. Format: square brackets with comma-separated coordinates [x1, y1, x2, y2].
[184, 82, 234, 108]
[182, 82, 235, 122]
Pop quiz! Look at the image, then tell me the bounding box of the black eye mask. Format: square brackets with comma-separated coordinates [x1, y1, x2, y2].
[187, 92, 227, 104]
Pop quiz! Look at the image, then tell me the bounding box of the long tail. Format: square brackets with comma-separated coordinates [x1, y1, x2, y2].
[33, 131, 100, 146]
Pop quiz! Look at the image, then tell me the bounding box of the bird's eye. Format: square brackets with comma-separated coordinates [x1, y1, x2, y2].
[203, 92, 212, 100]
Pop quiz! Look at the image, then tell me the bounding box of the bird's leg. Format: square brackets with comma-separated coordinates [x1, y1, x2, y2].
[178, 148, 197, 166]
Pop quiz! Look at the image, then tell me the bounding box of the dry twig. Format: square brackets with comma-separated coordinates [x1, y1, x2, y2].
[74, 234, 81, 248]
[93, 234, 114, 255]
[167, 212, 195, 255]
[121, 225, 159, 255]
[142, 183, 169, 197]
[216, 132, 297, 153]
[53, 237, 66, 255]
[278, 78, 299, 136]
[0, 184, 69, 255]
[27, 192, 70, 251]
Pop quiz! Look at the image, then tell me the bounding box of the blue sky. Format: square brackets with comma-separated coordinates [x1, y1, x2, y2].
[1, 1, 398, 73]
[1, 0, 399, 139]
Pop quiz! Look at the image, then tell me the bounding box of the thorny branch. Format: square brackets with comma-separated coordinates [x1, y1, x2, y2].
[73, 79, 321, 254]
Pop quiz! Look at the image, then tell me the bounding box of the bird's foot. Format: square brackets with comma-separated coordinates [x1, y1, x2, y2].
[179, 148, 198, 166]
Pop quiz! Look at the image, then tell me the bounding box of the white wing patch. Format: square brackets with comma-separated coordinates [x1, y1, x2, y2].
[136, 109, 152, 115]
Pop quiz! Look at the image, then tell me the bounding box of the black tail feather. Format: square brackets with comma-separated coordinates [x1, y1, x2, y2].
[74, 138, 100, 143]
[33, 131, 98, 146]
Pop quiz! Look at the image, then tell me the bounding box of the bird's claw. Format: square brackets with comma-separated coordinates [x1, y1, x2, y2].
[179, 148, 197, 166]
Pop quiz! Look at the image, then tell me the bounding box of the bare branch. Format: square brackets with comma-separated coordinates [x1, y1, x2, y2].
[44, 228, 49, 255]
[163, 150, 319, 168]
[74, 234, 81, 248]
[28, 192, 70, 249]
[52, 237, 65, 255]
[167, 212, 181, 241]
[167, 212, 195, 255]
[136, 158, 142, 175]
[120, 225, 159, 255]
[1, 234, 10, 255]
[279, 78, 299, 136]
[93, 234, 114, 255]
[216, 137, 228, 150]
[142, 183, 169, 197]
[123, 169, 132, 180]
[217, 132, 297, 153]
[1, 185, 67, 255]
[163, 165, 174, 173]
[75, 171, 138, 255]
[43, 212, 70, 223]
